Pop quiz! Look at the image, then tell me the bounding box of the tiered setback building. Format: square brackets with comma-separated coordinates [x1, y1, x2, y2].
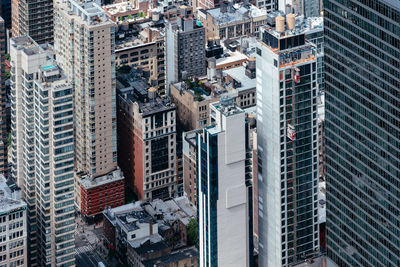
[197, 98, 252, 267]
[11, 0, 53, 43]
[0, 176, 27, 267]
[10, 36, 75, 266]
[54, 0, 118, 209]
[256, 21, 319, 266]
[324, 0, 400, 266]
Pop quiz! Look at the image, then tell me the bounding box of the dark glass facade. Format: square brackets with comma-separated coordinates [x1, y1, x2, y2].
[0, 17, 7, 177]
[197, 131, 218, 267]
[324, 0, 400, 266]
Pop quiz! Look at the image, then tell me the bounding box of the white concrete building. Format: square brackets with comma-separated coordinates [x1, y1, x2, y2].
[0, 175, 27, 267]
[256, 19, 319, 266]
[197, 97, 252, 267]
[9, 36, 75, 266]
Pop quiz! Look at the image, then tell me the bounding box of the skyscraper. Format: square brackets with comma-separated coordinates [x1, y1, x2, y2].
[54, 0, 118, 205]
[11, 0, 54, 43]
[0, 17, 7, 177]
[256, 16, 319, 266]
[10, 36, 75, 266]
[197, 97, 252, 267]
[324, 0, 400, 266]
[165, 6, 206, 85]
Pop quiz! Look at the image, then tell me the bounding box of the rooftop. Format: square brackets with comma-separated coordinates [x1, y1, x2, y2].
[216, 50, 248, 68]
[211, 96, 244, 117]
[115, 208, 153, 232]
[0, 175, 26, 214]
[262, 14, 323, 40]
[143, 246, 198, 267]
[11, 35, 54, 56]
[183, 130, 197, 147]
[206, 3, 267, 25]
[103, 201, 143, 226]
[171, 80, 219, 101]
[223, 65, 256, 92]
[143, 196, 196, 226]
[115, 24, 164, 51]
[118, 85, 175, 117]
[81, 168, 124, 189]
[129, 233, 168, 254]
[59, 0, 110, 26]
[103, 0, 147, 16]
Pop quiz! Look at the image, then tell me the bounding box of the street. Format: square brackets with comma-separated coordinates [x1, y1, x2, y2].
[75, 220, 106, 267]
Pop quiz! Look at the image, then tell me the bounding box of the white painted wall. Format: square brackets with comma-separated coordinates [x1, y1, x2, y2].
[256, 43, 283, 267]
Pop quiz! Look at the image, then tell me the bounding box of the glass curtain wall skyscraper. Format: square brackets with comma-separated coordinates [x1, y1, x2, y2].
[324, 0, 400, 266]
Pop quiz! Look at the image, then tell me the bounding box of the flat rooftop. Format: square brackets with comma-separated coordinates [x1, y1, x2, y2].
[171, 81, 218, 101]
[103, 201, 143, 226]
[207, 4, 266, 25]
[143, 196, 196, 226]
[223, 66, 256, 92]
[143, 246, 198, 267]
[59, 0, 110, 26]
[115, 25, 164, 51]
[104, 1, 138, 16]
[216, 51, 248, 68]
[81, 168, 124, 189]
[128, 233, 165, 250]
[11, 35, 54, 56]
[212, 97, 243, 117]
[0, 175, 26, 214]
[115, 208, 153, 232]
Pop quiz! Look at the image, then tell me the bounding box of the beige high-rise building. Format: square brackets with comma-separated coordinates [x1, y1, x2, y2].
[54, 0, 118, 208]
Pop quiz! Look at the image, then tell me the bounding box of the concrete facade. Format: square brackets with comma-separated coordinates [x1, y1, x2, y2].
[9, 36, 75, 266]
[0, 176, 27, 267]
[197, 98, 251, 267]
[55, 0, 118, 179]
[165, 6, 206, 85]
[256, 23, 319, 266]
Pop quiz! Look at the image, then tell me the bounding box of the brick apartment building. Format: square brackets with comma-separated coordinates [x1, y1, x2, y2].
[80, 169, 125, 218]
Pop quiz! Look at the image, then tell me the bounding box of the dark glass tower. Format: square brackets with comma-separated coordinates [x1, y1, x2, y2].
[324, 0, 400, 266]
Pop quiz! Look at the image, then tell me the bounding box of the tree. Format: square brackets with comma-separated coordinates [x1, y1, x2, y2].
[187, 218, 198, 248]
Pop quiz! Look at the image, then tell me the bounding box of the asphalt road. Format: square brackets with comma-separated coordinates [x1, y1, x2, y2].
[76, 250, 101, 267]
